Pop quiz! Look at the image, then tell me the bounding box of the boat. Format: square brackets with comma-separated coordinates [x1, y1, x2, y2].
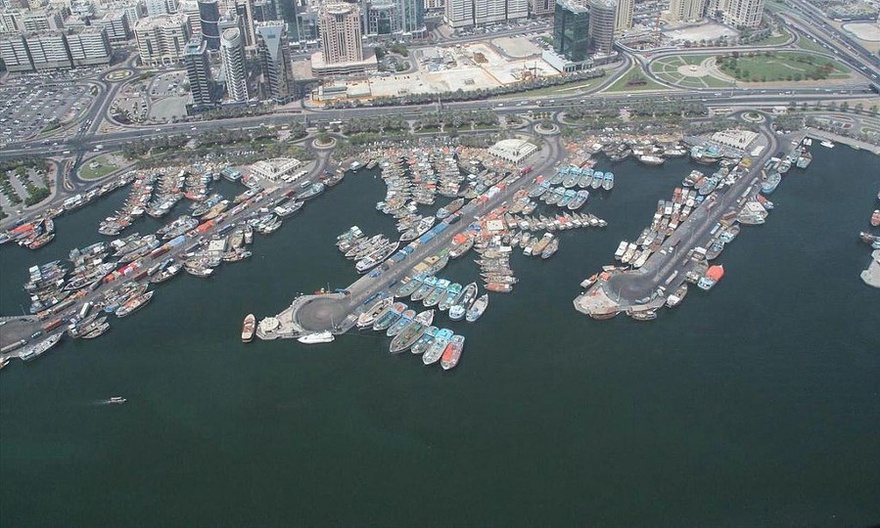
[465, 293, 489, 323]
[719, 224, 741, 244]
[386, 309, 416, 337]
[80, 321, 110, 339]
[795, 150, 812, 169]
[411, 276, 438, 302]
[400, 216, 435, 242]
[449, 282, 478, 321]
[355, 241, 400, 273]
[666, 283, 688, 308]
[449, 234, 474, 259]
[872, 209, 880, 227]
[423, 279, 450, 307]
[697, 264, 725, 291]
[705, 239, 725, 260]
[541, 237, 560, 259]
[422, 328, 454, 365]
[629, 309, 657, 321]
[638, 154, 665, 166]
[297, 331, 334, 344]
[19, 333, 62, 362]
[568, 190, 589, 211]
[298, 182, 325, 201]
[357, 296, 393, 328]
[395, 276, 423, 298]
[437, 282, 463, 312]
[437, 198, 465, 220]
[440, 335, 465, 370]
[410, 326, 438, 355]
[389, 310, 435, 354]
[241, 314, 255, 343]
[273, 200, 303, 218]
[115, 291, 154, 318]
[108, 396, 126, 404]
[372, 302, 406, 331]
[151, 262, 182, 283]
[760, 172, 781, 195]
[590, 171, 604, 190]
[602, 172, 614, 190]
[690, 144, 723, 165]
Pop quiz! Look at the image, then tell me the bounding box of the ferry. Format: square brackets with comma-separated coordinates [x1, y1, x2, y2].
[297, 331, 334, 344]
[241, 314, 255, 343]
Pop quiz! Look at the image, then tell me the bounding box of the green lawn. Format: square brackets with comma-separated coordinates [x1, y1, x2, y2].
[795, 37, 829, 54]
[79, 156, 121, 180]
[648, 55, 735, 89]
[718, 51, 849, 82]
[749, 27, 793, 46]
[605, 66, 670, 92]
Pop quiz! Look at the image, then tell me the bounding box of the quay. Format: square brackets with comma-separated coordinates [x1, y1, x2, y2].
[861, 250, 880, 289]
[574, 126, 780, 318]
[259, 135, 566, 338]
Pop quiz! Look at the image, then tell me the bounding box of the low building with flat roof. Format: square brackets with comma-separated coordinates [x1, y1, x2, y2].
[249, 158, 303, 180]
[488, 138, 537, 164]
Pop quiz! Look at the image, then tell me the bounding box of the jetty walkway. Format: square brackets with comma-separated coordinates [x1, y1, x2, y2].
[258, 136, 566, 339]
[574, 127, 780, 317]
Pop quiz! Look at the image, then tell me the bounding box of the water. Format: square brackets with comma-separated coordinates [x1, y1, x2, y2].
[1, 148, 879, 526]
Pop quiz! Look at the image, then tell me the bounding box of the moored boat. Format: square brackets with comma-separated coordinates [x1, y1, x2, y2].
[422, 328, 454, 365]
[440, 334, 465, 370]
[465, 293, 489, 322]
[241, 314, 255, 342]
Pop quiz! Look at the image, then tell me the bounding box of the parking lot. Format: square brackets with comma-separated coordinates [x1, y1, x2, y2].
[0, 76, 92, 147]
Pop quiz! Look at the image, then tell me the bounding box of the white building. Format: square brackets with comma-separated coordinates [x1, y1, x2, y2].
[319, 3, 362, 64]
[445, 0, 527, 28]
[666, 0, 706, 22]
[93, 10, 131, 41]
[722, 0, 764, 28]
[220, 26, 248, 101]
[134, 13, 190, 65]
[488, 138, 537, 164]
[25, 31, 72, 69]
[144, 0, 177, 16]
[66, 26, 112, 65]
[0, 33, 32, 70]
[249, 158, 303, 181]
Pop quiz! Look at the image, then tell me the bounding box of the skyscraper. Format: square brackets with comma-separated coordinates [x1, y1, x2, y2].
[198, 0, 220, 49]
[396, 0, 425, 35]
[588, 0, 616, 54]
[319, 3, 362, 64]
[220, 27, 248, 102]
[723, 0, 764, 28]
[134, 14, 191, 66]
[445, 0, 526, 28]
[615, 0, 632, 31]
[255, 21, 293, 103]
[667, 0, 706, 22]
[184, 38, 215, 106]
[530, 0, 555, 17]
[553, 0, 589, 63]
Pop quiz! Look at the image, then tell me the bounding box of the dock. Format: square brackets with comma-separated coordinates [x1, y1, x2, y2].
[574, 127, 780, 318]
[260, 136, 566, 338]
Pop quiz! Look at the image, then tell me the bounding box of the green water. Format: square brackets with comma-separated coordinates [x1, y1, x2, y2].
[1, 147, 879, 526]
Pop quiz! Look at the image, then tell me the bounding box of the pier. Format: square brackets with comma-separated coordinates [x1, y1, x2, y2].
[260, 136, 567, 338]
[574, 126, 780, 317]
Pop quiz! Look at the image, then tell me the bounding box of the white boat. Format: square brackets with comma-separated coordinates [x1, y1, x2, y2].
[297, 331, 335, 344]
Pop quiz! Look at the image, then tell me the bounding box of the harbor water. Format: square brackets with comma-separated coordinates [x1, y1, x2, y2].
[1, 146, 879, 526]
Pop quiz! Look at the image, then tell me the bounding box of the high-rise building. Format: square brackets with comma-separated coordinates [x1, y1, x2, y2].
[220, 26, 248, 101]
[553, 0, 589, 63]
[588, 0, 615, 54]
[723, 0, 764, 28]
[66, 26, 112, 66]
[445, 0, 526, 28]
[134, 13, 190, 65]
[667, 0, 706, 22]
[423, 0, 443, 11]
[615, 0, 632, 31]
[93, 10, 131, 42]
[397, 0, 424, 35]
[0, 32, 32, 70]
[18, 8, 64, 31]
[237, 0, 256, 47]
[184, 38, 214, 105]
[252, 0, 276, 21]
[145, 0, 178, 16]
[197, 0, 220, 48]
[319, 3, 362, 64]
[25, 31, 71, 69]
[255, 21, 292, 103]
[530, 0, 555, 17]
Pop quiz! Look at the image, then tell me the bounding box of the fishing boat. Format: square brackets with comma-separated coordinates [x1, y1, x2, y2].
[241, 314, 255, 342]
[19, 333, 62, 362]
[697, 264, 725, 291]
[395, 276, 423, 298]
[761, 172, 781, 195]
[871, 209, 880, 227]
[666, 283, 688, 308]
[436, 198, 465, 220]
[400, 216, 435, 242]
[440, 335, 465, 370]
[411, 276, 438, 302]
[541, 237, 560, 259]
[372, 302, 406, 331]
[423, 279, 450, 308]
[355, 241, 400, 273]
[410, 326, 438, 355]
[465, 293, 489, 322]
[115, 291, 154, 318]
[298, 182, 325, 201]
[449, 234, 474, 259]
[449, 282, 478, 321]
[386, 309, 416, 337]
[437, 283, 463, 312]
[568, 190, 589, 211]
[389, 310, 435, 354]
[422, 328, 454, 365]
[298, 331, 334, 344]
[602, 172, 614, 191]
[357, 296, 393, 328]
[590, 171, 604, 190]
